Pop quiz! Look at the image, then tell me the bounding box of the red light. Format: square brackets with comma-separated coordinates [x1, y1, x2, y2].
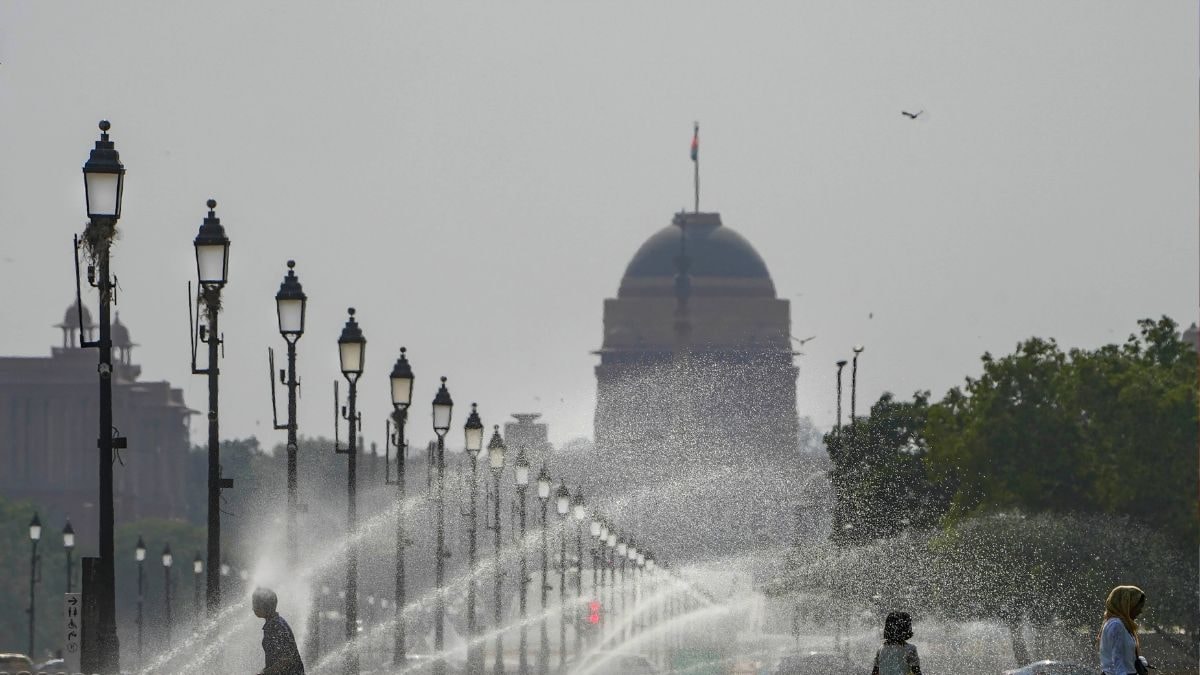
[588, 600, 601, 624]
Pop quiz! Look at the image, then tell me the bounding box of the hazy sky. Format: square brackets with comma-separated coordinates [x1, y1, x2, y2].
[1, 2, 1196, 451]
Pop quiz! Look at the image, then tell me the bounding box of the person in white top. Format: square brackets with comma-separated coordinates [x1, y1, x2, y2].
[872, 611, 923, 675]
[1098, 585, 1149, 675]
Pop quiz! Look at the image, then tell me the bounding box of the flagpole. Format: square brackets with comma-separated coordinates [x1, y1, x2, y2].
[693, 122, 700, 213]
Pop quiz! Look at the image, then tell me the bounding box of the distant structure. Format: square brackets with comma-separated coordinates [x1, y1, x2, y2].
[504, 413, 553, 468]
[1182, 322, 1199, 351]
[591, 210, 803, 560]
[0, 301, 193, 548]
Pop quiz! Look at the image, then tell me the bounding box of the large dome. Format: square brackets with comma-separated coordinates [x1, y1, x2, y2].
[619, 212, 775, 297]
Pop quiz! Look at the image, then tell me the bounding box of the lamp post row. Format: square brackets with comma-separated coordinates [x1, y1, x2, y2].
[69, 121, 673, 675]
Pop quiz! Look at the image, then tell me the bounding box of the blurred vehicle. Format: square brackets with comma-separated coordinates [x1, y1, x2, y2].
[569, 651, 659, 674]
[35, 657, 66, 673]
[1003, 661, 1100, 675]
[773, 651, 858, 675]
[0, 653, 34, 672]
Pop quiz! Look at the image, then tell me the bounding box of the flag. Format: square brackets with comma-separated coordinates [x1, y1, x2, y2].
[690, 124, 699, 161]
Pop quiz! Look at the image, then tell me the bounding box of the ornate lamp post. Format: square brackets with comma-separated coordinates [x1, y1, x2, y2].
[588, 516, 601, 645]
[431, 377, 454, 675]
[336, 308, 366, 675]
[616, 538, 627, 643]
[135, 537, 146, 669]
[387, 348, 414, 666]
[79, 121, 125, 673]
[272, 260, 307, 573]
[555, 483, 570, 671]
[463, 403, 484, 673]
[193, 554, 204, 617]
[513, 449, 531, 675]
[191, 198, 232, 618]
[488, 426, 508, 674]
[63, 519, 75, 593]
[162, 545, 174, 648]
[627, 542, 639, 638]
[535, 466, 551, 675]
[571, 490, 586, 657]
[605, 531, 616, 642]
[27, 514, 41, 658]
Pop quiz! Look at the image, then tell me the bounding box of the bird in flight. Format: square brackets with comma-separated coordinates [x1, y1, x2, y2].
[790, 335, 817, 346]
[901, 110, 924, 119]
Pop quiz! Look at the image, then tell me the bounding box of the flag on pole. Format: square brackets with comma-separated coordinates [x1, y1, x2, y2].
[690, 123, 699, 161]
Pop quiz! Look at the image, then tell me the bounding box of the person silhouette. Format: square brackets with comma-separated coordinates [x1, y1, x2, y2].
[252, 587, 305, 675]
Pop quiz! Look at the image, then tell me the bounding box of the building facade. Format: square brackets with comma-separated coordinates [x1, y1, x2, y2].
[591, 211, 804, 561]
[0, 302, 193, 550]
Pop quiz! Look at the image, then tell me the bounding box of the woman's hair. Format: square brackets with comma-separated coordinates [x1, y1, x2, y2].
[883, 611, 914, 644]
[1102, 585, 1145, 640]
[252, 586, 278, 616]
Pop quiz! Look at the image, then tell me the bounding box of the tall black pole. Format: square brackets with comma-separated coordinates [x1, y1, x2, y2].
[28, 535, 38, 658]
[558, 524, 566, 672]
[136, 557, 144, 669]
[517, 484, 528, 675]
[434, 434, 447, 675]
[66, 548, 73, 594]
[574, 524, 583, 659]
[164, 557, 173, 648]
[850, 348, 862, 429]
[286, 340, 298, 571]
[97, 233, 119, 668]
[204, 286, 223, 616]
[493, 470, 504, 675]
[619, 557, 626, 644]
[345, 377, 360, 675]
[538, 501, 548, 675]
[392, 409, 408, 666]
[468, 455, 479, 672]
[835, 360, 846, 433]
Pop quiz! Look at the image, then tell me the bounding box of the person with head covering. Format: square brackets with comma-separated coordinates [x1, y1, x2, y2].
[872, 611, 923, 675]
[252, 587, 305, 675]
[1099, 585, 1150, 675]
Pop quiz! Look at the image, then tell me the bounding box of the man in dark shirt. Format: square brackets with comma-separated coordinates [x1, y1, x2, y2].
[252, 587, 305, 675]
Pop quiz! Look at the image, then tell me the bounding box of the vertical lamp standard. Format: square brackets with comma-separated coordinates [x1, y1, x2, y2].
[28, 514, 41, 658]
[431, 377, 454, 675]
[79, 121, 125, 672]
[463, 404, 484, 673]
[535, 466, 551, 675]
[571, 490, 586, 658]
[605, 532, 616, 642]
[63, 519, 75, 593]
[589, 517, 601, 644]
[336, 308, 366, 675]
[634, 551, 645, 637]
[835, 360, 847, 433]
[513, 448, 531, 675]
[192, 198, 231, 618]
[135, 537, 146, 670]
[627, 542, 639, 638]
[616, 538, 627, 642]
[596, 521, 609, 642]
[487, 426, 508, 675]
[850, 345, 864, 429]
[555, 483, 570, 671]
[162, 545, 174, 648]
[273, 260, 307, 572]
[387, 348, 414, 666]
[193, 554, 204, 617]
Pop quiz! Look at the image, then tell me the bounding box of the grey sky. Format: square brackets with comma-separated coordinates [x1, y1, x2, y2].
[1, 2, 1195, 451]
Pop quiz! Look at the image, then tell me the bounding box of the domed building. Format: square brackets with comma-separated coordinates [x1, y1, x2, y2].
[591, 210, 802, 559]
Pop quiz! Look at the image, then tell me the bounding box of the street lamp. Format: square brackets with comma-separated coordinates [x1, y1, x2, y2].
[850, 345, 864, 428]
[488, 426, 508, 675]
[616, 538, 627, 642]
[63, 519, 75, 593]
[835, 360, 847, 433]
[627, 542, 639, 638]
[555, 483, 570, 671]
[28, 513, 41, 658]
[162, 545, 173, 648]
[431, 377, 453, 675]
[272, 260, 306, 575]
[135, 537, 146, 670]
[589, 516, 601, 644]
[387, 347, 414, 666]
[535, 466, 551, 675]
[79, 120, 125, 674]
[193, 554, 203, 617]
[514, 448, 531, 675]
[571, 490, 587, 657]
[191, 198, 232, 620]
[336, 307, 366, 675]
[463, 404, 483, 673]
[605, 531, 616, 643]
